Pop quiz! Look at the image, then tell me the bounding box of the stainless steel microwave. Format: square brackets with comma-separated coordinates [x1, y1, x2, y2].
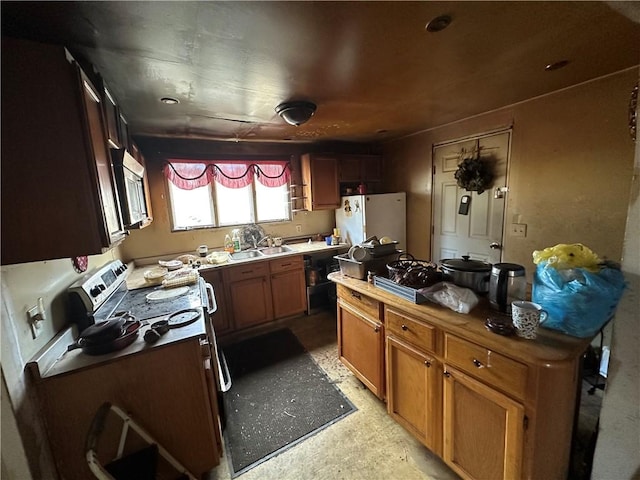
[111, 148, 148, 227]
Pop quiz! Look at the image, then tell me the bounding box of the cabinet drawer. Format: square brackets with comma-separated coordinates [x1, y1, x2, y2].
[269, 255, 303, 274]
[337, 285, 381, 321]
[386, 307, 436, 354]
[444, 334, 527, 400]
[225, 262, 270, 282]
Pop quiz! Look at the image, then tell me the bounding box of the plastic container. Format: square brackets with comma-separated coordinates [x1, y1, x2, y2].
[232, 230, 241, 252]
[224, 234, 234, 253]
[334, 252, 398, 280]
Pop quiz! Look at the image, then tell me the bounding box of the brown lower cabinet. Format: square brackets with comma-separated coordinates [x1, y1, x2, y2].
[336, 285, 385, 399]
[224, 262, 273, 329]
[386, 336, 440, 454]
[442, 365, 524, 480]
[212, 255, 307, 335]
[29, 337, 221, 480]
[332, 275, 590, 480]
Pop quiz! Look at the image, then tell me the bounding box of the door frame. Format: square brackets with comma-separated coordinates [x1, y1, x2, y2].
[431, 127, 513, 264]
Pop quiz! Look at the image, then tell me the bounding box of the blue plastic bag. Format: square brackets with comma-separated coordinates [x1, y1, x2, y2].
[532, 262, 626, 338]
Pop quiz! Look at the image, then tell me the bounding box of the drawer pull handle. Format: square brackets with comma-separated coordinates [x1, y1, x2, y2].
[473, 358, 484, 368]
[281, 263, 292, 267]
[351, 292, 361, 299]
[424, 360, 431, 368]
[401, 324, 408, 331]
[443, 371, 451, 378]
[374, 326, 380, 333]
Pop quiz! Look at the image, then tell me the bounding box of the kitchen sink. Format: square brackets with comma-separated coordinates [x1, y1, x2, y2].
[259, 245, 294, 255]
[229, 250, 263, 260]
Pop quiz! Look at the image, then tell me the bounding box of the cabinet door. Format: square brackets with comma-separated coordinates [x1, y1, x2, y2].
[80, 73, 126, 246]
[228, 276, 273, 329]
[386, 336, 440, 453]
[1, 38, 126, 264]
[337, 299, 384, 399]
[338, 156, 362, 182]
[103, 86, 121, 148]
[443, 365, 524, 480]
[301, 154, 340, 210]
[271, 269, 306, 318]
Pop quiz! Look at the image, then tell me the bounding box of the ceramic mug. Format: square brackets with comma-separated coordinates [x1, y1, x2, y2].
[197, 245, 208, 257]
[511, 301, 548, 339]
[273, 237, 283, 247]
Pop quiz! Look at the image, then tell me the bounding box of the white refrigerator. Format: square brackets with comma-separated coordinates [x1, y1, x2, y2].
[335, 192, 406, 250]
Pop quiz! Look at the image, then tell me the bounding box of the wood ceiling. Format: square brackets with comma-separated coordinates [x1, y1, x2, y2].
[2, 1, 639, 144]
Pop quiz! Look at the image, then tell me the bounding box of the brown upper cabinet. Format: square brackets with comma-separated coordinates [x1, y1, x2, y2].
[301, 154, 340, 210]
[1, 37, 126, 264]
[339, 154, 382, 183]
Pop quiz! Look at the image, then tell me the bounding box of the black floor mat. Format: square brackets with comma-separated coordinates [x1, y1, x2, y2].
[222, 328, 355, 477]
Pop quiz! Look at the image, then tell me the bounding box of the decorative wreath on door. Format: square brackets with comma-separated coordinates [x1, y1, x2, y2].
[454, 156, 494, 194]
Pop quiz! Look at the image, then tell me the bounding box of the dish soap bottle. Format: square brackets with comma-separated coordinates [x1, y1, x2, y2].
[232, 229, 241, 252]
[224, 234, 234, 253]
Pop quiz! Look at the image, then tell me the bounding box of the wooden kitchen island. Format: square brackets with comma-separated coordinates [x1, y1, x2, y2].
[329, 272, 592, 480]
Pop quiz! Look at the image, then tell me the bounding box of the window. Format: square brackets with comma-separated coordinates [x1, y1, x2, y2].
[164, 159, 291, 230]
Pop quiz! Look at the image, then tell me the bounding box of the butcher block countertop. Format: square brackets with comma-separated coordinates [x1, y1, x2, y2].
[328, 272, 591, 367]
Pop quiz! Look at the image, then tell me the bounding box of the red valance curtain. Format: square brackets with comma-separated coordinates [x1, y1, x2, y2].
[163, 159, 290, 190]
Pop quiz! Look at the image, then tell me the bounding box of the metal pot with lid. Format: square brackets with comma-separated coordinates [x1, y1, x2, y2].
[440, 255, 492, 294]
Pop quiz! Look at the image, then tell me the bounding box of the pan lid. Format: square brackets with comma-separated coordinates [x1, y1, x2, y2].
[440, 256, 491, 272]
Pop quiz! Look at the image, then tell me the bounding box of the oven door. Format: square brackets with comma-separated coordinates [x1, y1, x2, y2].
[204, 282, 231, 393]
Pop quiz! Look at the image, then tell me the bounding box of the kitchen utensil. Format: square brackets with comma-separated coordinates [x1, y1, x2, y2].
[143, 266, 168, 283]
[68, 318, 141, 355]
[158, 259, 182, 270]
[167, 308, 201, 328]
[350, 246, 370, 262]
[386, 253, 441, 287]
[144, 320, 170, 343]
[489, 263, 527, 313]
[511, 301, 548, 339]
[485, 316, 516, 336]
[440, 256, 491, 294]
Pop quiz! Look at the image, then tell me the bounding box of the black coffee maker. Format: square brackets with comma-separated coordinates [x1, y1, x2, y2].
[489, 263, 527, 313]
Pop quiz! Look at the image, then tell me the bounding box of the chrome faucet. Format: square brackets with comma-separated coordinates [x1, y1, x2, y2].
[254, 235, 273, 248]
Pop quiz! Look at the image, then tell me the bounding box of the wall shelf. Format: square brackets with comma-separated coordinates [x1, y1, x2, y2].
[290, 184, 308, 212]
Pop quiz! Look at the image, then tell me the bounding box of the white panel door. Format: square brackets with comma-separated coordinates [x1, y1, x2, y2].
[432, 131, 510, 264]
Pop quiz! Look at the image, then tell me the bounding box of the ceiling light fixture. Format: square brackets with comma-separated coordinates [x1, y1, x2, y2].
[545, 60, 570, 71]
[426, 15, 452, 33]
[160, 97, 179, 104]
[275, 101, 317, 126]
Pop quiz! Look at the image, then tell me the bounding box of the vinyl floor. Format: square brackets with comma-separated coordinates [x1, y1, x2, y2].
[207, 309, 601, 480]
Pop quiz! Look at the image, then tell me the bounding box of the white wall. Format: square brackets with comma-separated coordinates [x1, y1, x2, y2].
[1, 249, 122, 479]
[592, 70, 640, 480]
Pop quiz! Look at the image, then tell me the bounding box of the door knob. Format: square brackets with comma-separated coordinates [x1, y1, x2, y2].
[489, 242, 502, 250]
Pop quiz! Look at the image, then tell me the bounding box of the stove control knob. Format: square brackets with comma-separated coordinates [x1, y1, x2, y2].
[98, 284, 106, 291]
[90, 286, 101, 297]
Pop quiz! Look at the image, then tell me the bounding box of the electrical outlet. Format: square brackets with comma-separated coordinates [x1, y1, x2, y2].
[295, 224, 302, 233]
[27, 297, 46, 339]
[511, 223, 527, 237]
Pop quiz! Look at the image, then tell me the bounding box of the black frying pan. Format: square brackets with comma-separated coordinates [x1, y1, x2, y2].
[68, 317, 141, 355]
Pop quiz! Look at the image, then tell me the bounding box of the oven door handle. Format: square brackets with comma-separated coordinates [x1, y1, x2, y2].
[205, 282, 217, 315]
